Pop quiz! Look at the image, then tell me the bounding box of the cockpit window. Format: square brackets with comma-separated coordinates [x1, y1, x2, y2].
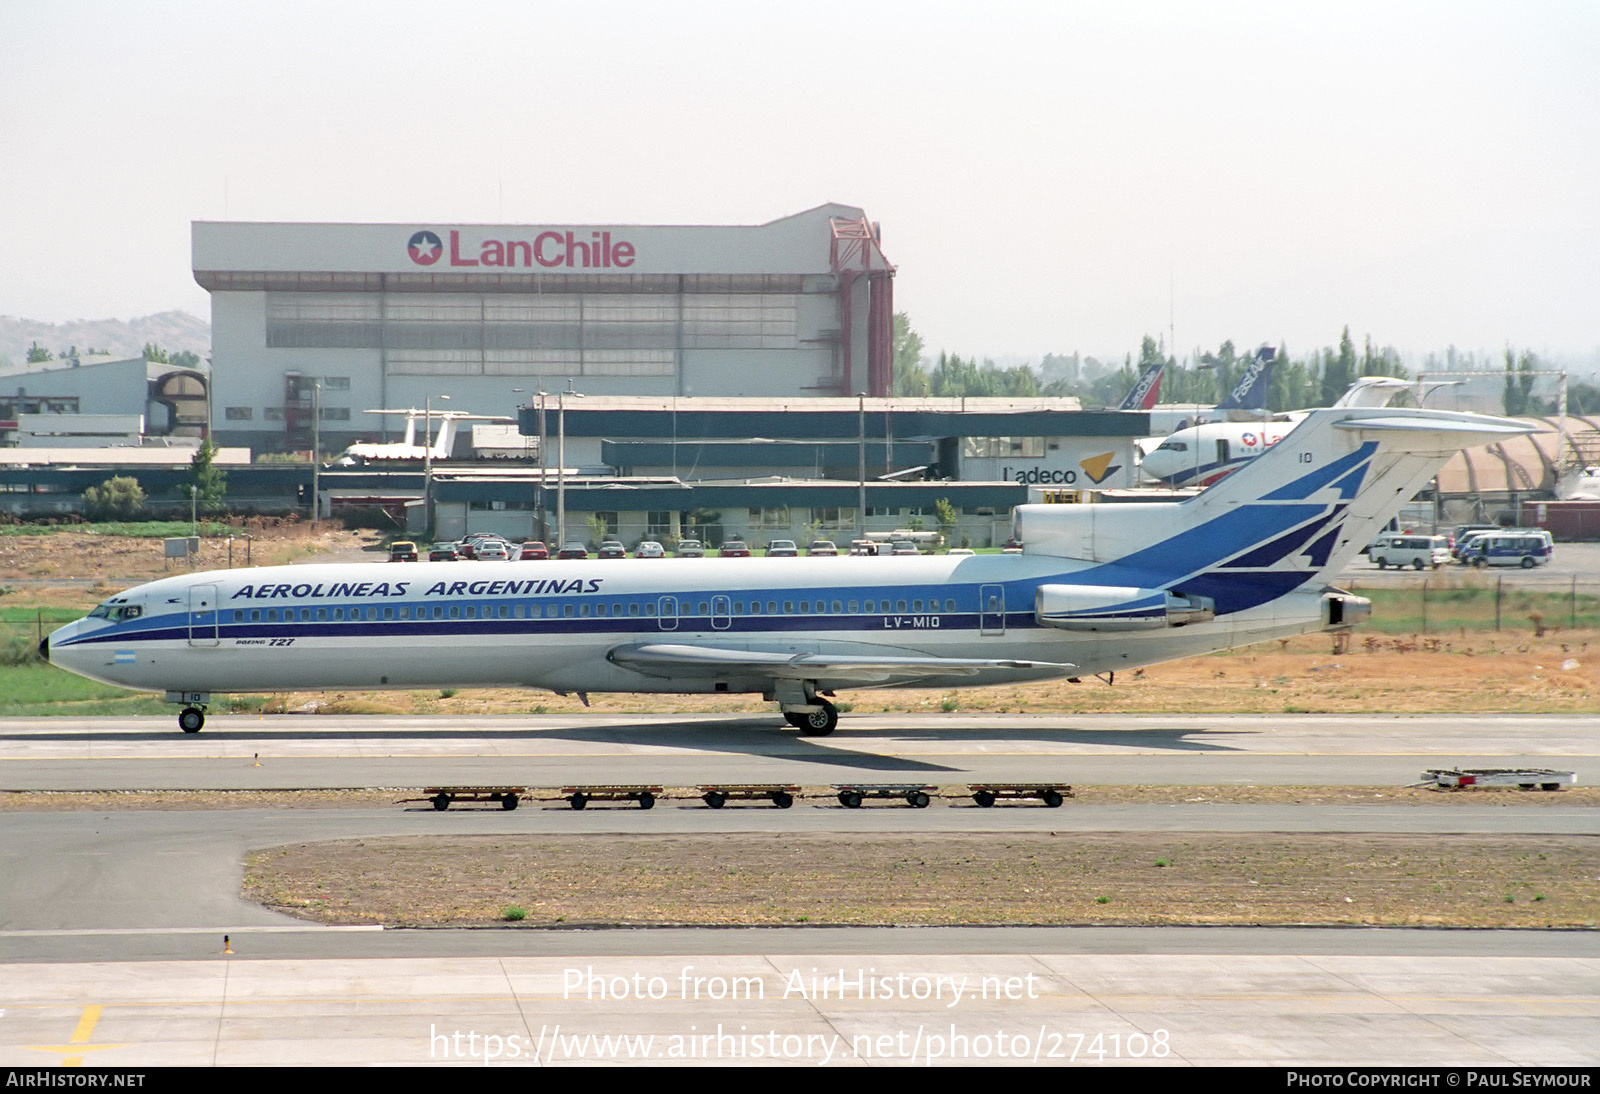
[88, 605, 113, 619]
[1156, 441, 1187, 453]
[116, 606, 142, 620]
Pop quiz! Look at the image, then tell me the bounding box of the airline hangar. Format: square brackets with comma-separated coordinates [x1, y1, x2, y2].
[195, 204, 897, 452]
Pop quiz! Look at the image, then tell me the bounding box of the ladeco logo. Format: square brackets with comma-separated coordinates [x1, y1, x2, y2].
[407, 230, 443, 266]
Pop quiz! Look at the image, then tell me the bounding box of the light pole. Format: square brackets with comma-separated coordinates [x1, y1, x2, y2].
[310, 378, 321, 522]
[535, 390, 550, 543]
[555, 382, 584, 548]
[857, 393, 868, 543]
[423, 393, 449, 535]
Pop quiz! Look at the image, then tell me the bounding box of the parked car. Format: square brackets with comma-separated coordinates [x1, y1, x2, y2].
[1457, 529, 1553, 569]
[519, 540, 549, 560]
[556, 543, 589, 560]
[766, 539, 799, 557]
[890, 540, 920, 556]
[635, 540, 666, 559]
[597, 540, 628, 559]
[675, 539, 706, 558]
[458, 532, 509, 560]
[427, 541, 459, 561]
[719, 540, 752, 557]
[388, 540, 418, 562]
[1368, 534, 1450, 570]
[475, 541, 510, 561]
[807, 539, 839, 556]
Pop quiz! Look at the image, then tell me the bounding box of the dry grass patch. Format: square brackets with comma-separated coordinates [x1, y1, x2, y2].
[244, 832, 1600, 929]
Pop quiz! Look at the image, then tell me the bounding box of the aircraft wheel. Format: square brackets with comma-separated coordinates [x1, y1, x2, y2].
[782, 712, 806, 728]
[798, 700, 838, 737]
[178, 707, 205, 734]
[432, 793, 451, 812]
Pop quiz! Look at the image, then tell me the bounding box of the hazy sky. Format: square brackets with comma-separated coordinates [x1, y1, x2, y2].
[4, 1, 1597, 367]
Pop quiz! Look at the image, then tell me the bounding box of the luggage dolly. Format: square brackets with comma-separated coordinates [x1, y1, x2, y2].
[699, 785, 800, 809]
[968, 783, 1073, 808]
[832, 783, 937, 809]
[561, 785, 664, 810]
[414, 786, 527, 812]
[1421, 768, 1575, 791]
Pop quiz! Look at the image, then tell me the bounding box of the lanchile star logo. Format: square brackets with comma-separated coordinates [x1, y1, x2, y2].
[407, 230, 443, 266]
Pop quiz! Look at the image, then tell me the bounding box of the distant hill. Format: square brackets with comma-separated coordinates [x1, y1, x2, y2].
[0, 311, 210, 367]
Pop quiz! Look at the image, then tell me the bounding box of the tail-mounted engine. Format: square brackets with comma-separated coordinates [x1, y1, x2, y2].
[1035, 584, 1215, 632]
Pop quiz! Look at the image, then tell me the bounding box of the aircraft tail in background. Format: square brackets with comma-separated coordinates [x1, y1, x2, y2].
[1116, 361, 1164, 410]
[1215, 345, 1277, 413]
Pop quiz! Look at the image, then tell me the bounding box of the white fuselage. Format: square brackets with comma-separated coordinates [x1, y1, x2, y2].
[45, 554, 1333, 699]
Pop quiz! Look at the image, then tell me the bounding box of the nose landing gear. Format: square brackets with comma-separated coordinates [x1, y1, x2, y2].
[178, 706, 207, 733]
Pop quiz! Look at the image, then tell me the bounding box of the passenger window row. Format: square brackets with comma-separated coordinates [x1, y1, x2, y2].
[217, 597, 966, 624]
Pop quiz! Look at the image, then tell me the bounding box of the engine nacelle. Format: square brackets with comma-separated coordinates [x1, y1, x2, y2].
[1035, 584, 1215, 631]
[1322, 589, 1372, 628]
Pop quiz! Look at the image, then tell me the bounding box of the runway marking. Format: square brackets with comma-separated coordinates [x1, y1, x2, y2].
[24, 1004, 125, 1067]
[0, 925, 382, 936]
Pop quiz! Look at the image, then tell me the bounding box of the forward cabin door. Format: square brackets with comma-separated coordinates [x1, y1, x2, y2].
[188, 584, 219, 647]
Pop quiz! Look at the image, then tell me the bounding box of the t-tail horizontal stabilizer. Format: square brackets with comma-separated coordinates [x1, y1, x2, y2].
[1013, 408, 1531, 592]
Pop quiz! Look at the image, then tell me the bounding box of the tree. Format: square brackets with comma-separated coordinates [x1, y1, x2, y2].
[26, 342, 52, 363]
[1503, 347, 1538, 417]
[83, 477, 145, 521]
[187, 439, 228, 514]
[891, 312, 930, 396]
[1322, 327, 1357, 405]
[143, 343, 169, 363]
[934, 498, 959, 545]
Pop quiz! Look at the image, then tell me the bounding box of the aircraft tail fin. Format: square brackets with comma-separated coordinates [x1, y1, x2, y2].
[1117, 361, 1165, 411]
[1215, 345, 1276, 412]
[1014, 408, 1530, 594]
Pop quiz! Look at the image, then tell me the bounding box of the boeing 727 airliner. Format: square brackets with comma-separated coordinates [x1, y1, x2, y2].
[42, 408, 1529, 735]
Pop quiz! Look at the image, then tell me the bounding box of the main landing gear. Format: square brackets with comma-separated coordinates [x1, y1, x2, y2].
[783, 698, 838, 736]
[178, 706, 206, 733]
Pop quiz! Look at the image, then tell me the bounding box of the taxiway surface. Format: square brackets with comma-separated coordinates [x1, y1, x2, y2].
[2, 712, 1595, 1067]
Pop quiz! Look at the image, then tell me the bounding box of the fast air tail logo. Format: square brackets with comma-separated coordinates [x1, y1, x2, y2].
[407, 230, 443, 266]
[1078, 451, 1122, 484]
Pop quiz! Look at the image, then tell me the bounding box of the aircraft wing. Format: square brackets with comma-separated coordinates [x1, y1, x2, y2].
[608, 643, 1074, 684]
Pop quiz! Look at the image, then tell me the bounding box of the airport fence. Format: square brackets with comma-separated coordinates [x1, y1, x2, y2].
[1340, 574, 1600, 634]
[0, 608, 80, 665]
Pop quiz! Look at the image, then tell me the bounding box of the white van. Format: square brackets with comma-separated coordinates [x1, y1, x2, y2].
[1369, 534, 1451, 570]
[1457, 529, 1554, 569]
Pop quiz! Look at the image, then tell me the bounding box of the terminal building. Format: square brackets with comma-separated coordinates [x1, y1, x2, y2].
[195, 204, 897, 452]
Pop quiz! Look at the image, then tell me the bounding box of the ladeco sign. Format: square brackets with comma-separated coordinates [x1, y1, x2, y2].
[406, 228, 636, 269]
